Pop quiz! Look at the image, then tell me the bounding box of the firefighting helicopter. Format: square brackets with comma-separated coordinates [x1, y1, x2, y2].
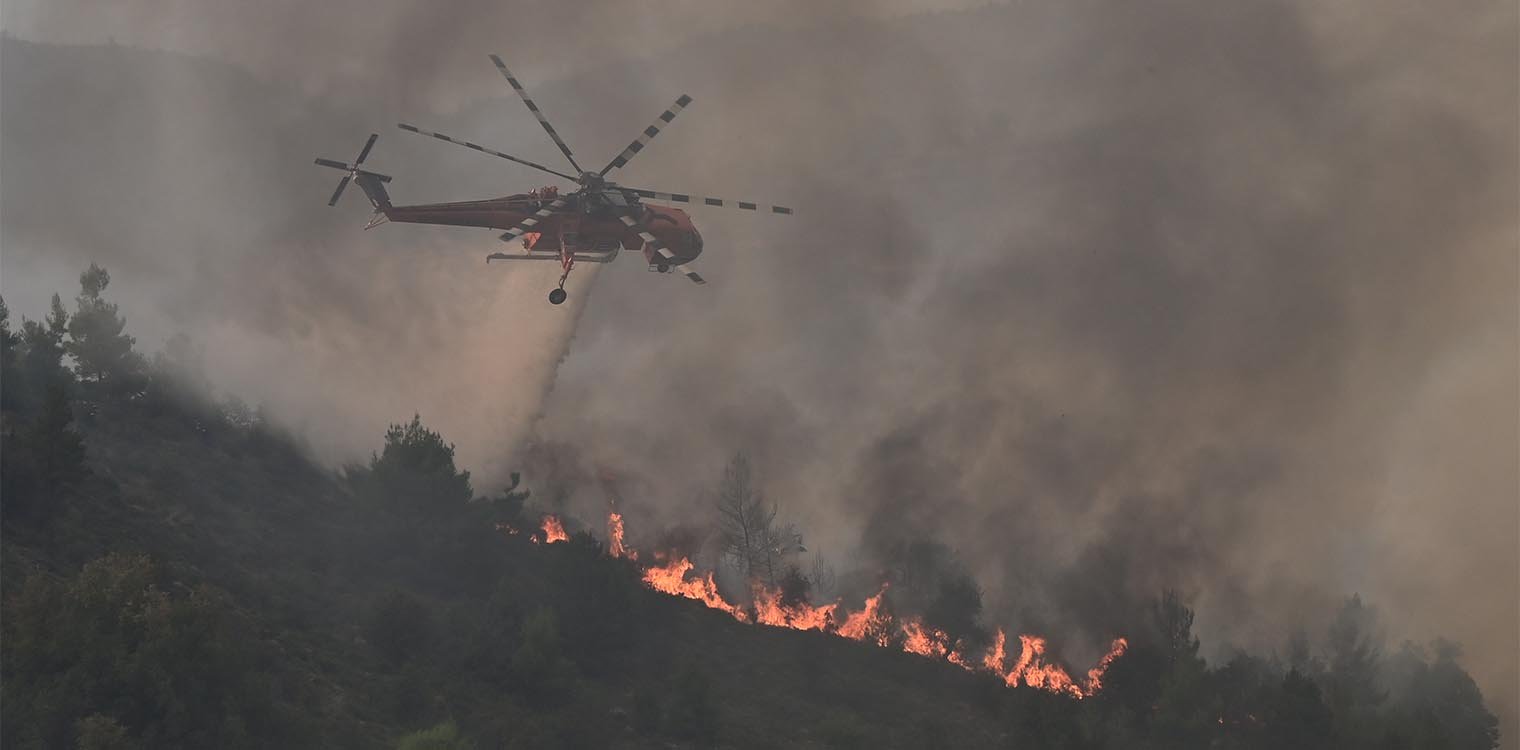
[314, 54, 792, 305]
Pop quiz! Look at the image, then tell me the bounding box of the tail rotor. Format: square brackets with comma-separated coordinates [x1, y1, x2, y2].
[315, 133, 390, 206]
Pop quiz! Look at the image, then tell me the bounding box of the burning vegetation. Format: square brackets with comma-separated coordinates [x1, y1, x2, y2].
[637, 527, 1125, 697]
[512, 453, 1130, 697]
[538, 514, 568, 544]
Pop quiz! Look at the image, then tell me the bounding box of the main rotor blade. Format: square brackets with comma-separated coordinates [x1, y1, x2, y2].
[314, 157, 351, 170]
[625, 187, 793, 215]
[598, 94, 692, 176]
[498, 197, 567, 244]
[489, 54, 584, 174]
[327, 175, 352, 206]
[616, 210, 706, 285]
[354, 133, 378, 165]
[397, 123, 578, 183]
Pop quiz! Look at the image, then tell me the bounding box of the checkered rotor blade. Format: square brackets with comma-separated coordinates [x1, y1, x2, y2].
[397, 123, 578, 183]
[615, 209, 706, 285]
[624, 187, 792, 215]
[489, 54, 584, 175]
[498, 197, 567, 244]
[598, 94, 692, 176]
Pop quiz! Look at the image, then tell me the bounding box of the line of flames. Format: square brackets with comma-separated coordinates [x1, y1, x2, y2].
[510, 512, 1126, 697]
[650, 563, 1127, 698]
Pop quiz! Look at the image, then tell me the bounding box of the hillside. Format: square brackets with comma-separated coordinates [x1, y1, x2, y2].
[1, 266, 1503, 749]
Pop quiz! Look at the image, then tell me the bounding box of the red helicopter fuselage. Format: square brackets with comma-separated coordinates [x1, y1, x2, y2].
[381, 191, 703, 266]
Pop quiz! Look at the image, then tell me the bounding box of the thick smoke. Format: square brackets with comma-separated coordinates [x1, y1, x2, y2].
[2, 0, 1514, 741]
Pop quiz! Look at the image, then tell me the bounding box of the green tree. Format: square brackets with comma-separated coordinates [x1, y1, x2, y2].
[1325, 594, 1384, 745]
[1148, 591, 1212, 746]
[1, 376, 87, 522]
[2, 554, 276, 749]
[1, 295, 21, 412]
[7, 293, 75, 414]
[1268, 668, 1334, 750]
[924, 570, 987, 655]
[777, 565, 812, 611]
[1153, 589, 1202, 670]
[396, 720, 474, 750]
[363, 415, 473, 510]
[66, 264, 146, 394]
[1383, 641, 1499, 750]
[486, 472, 531, 527]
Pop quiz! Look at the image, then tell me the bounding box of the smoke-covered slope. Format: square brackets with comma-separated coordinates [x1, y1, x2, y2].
[0, 268, 1502, 748]
[2, 10, 1513, 745]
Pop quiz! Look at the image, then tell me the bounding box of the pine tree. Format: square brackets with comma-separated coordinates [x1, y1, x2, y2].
[0, 377, 86, 522]
[66, 264, 146, 394]
[365, 414, 474, 509]
[0, 295, 21, 412]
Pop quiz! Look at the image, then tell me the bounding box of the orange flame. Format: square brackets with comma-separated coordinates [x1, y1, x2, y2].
[752, 584, 838, 631]
[984, 629, 1008, 672]
[836, 587, 893, 647]
[520, 513, 1127, 699]
[901, 620, 951, 659]
[541, 515, 568, 544]
[1007, 635, 1081, 696]
[1083, 638, 1129, 694]
[607, 512, 636, 560]
[640, 556, 745, 620]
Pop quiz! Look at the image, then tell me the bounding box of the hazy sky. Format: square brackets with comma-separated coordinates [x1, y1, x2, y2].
[3, 0, 1515, 740]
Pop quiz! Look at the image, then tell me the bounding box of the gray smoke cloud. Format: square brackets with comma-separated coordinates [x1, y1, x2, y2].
[2, 0, 1514, 740]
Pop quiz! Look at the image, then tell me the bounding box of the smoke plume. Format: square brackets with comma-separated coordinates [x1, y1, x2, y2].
[2, 0, 1514, 740]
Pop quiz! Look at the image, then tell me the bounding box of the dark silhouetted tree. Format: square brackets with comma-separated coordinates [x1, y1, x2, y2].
[66, 264, 147, 394]
[1, 377, 86, 522]
[0, 295, 21, 412]
[714, 452, 801, 585]
[487, 472, 531, 527]
[1153, 589, 1202, 670]
[777, 565, 812, 610]
[1325, 594, 1384, 745]
[924, 570, 987, 654]
[1285, 625, 1321, 676]
[1383, 641, 1499, 750]
[7, 293, 74, 414]
[363, 414, 473, 510]
[1147, 592, 1211, 744]
[1268, 668, 1334, 750]
[807, 551, 838, 602]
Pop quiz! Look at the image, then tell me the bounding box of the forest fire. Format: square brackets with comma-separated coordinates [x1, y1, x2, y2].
[513, 509, 1122, 697]
[607, 512, 635, 560]
[752, 584, 838, 631]
[614, 516, 1126, 698]
[538, 515, 568, 544]
[641, 555, 745, 619]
